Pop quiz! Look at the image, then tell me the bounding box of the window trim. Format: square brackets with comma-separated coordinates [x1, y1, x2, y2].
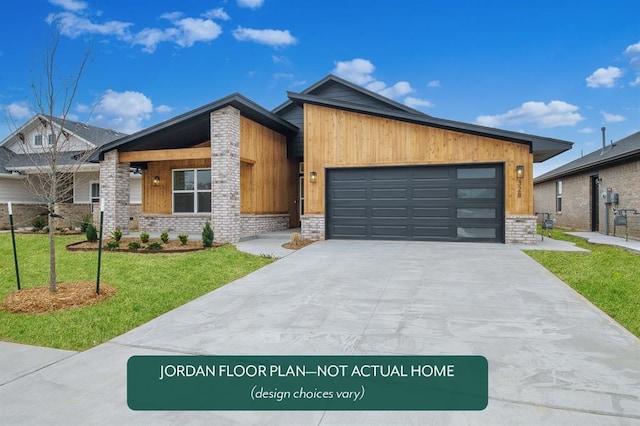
[172, 168, 212, 214]
[34, 134, 42, 146]
[90, 181, 100, 203]
[556, 180, 563, 213]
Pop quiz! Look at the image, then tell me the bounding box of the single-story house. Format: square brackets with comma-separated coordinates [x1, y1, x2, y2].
[93, 75, 572, 244]
[534, 129, 640, 240]
[0, 115, 141, 229]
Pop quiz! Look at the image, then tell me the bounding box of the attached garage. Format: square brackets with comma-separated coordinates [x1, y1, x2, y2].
[326, 164, 504, 242]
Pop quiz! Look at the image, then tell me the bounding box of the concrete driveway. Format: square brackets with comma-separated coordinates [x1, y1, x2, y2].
[1, 240, 639, 425]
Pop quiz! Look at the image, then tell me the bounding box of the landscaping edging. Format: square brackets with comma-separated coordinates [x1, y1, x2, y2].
[66, 240, 214, 253]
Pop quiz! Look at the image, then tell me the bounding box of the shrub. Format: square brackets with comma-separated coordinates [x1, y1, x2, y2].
[146, 242, 163, 251]
[106, 241, 120, 250]
[111, 227, 122, 242]
[178, 233, 189, 245]
[128, 241, 141, 250]
[86, 224, 98, 242]
[160, 231, 169, 244]
[202, 221, 214, 248]
[31, 215, 47, 231]
[140, 232, 150, 243]
[80, 214, 93, 233]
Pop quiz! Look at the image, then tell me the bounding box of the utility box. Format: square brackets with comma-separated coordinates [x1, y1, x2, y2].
[602, 188, 619, 204]
[614, 215, 627, 226]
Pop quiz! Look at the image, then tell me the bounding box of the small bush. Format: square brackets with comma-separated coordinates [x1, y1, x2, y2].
[202, 221, 214, 248]
[86, 224, 98, 242]
[111, 227, 122, 242]
[128, 241, 141, 250]
[160, 231, 170, 244]
[106, 241, 120, 250]
[140, 232, 150, 243]
[80, 214, 93, 233]
[146, 242, 163, 251]
[31, 215, 47, 231]
[178, 233, 189, 245]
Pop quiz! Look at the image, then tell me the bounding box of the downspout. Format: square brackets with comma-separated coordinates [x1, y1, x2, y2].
[602, 127, 609, 235]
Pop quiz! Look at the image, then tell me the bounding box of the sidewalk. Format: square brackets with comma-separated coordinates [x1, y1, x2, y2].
[567, 231, 640, 253]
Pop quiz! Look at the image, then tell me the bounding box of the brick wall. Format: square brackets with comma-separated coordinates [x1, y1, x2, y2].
[240, 214, 289, 238]
[211, 106, 241, 243]
[100, 151, 131, 235]
[0, 203, 48, 230]
[600, 161, 640, 239]
[505, 215, 537, 244]
[139, 214, 211, 235]
[301, 214, 325, 240]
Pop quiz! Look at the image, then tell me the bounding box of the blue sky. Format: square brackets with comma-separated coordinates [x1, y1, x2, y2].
[1, 0, 639, 176]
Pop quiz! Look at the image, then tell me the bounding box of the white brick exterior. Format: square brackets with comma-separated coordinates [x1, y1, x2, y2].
[241, 214, 290, 238]
[100, 150, 130, 234]
[505, 215, 537, 244]
[301, 214, 325, 240]
[139, 214, 211, 235]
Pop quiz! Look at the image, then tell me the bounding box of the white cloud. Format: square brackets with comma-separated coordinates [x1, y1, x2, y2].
[237, 0, 264, 9]
[476, 100, 584, 128]
[427, 80, 441, 88]
[155, 105, 173, 114]
[232, 27, 297, 47]
[601, 111, 625, 122]
[172, 18, 222, 48]
[333, 58, 375, 85]
[160, 12, 184, 21]
[49, 0, 87, 12]
[46, 12, 132, 39]
[132, 28, 176, 53]
[404, 97, 433, 109]
[631, 76, 640, 87]
[586, 66, 623, 88]
[377, 81, 414, 99]
[272, 55, 290, 65]
[93, 90, 153, 133]
[625, 41, 640, 69]
[578, 127, 595, 134]
[203, 8, 230, 21]
[5, 102, 31, 120]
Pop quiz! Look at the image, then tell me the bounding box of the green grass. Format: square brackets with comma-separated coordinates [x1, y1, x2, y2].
[0, 234, 273, 350]
[525, 229, 640, 338]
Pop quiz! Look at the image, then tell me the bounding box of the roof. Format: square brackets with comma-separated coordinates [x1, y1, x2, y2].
[92, 93, 298, 161]
[0, 146, 14, 173]
[534, 131, 640, 183]
[286, 91, 573, 163]
[4, 151, 89, 171]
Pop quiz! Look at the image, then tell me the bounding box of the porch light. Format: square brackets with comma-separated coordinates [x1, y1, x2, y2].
[310, 171, 317, 184]
[153, 175, 160, 186]
[516, 165, 524, 179]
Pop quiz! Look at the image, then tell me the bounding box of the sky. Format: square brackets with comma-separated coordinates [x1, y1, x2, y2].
[1, 0, 639, 176]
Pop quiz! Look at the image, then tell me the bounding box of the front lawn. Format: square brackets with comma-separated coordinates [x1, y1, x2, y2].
[0, 234, 273, 350]
[525, 230, 640, 338]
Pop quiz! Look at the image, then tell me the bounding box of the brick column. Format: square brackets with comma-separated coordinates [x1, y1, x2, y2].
[100, 150, 130, 235]
[211, 106, 241, 243]
[505, 214, 537, 244]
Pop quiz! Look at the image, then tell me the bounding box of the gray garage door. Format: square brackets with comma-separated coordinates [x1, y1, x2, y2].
[326, 164, 504, 242]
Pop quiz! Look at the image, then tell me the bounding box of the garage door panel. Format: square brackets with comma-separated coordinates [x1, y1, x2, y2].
[326, 165, 504, 242]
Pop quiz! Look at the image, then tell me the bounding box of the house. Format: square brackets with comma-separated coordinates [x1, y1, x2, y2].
[534, 129, 640, 240]
[93, 75, 572, 244]
[0, 115, 141, 229]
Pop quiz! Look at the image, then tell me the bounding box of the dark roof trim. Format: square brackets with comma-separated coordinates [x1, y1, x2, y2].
[272, 74, 428, 116]
[92, 93, 298, 161]
[534, 150, 640, 183]
[287, 92, 573, 162]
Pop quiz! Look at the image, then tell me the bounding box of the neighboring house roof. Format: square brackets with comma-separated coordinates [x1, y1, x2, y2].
[534, 131, 640, 183]
[92, 93, 299, 161]
[0, 146, 14, 173]
[286, 91, 573, 163]
[4, 151, 92, 172]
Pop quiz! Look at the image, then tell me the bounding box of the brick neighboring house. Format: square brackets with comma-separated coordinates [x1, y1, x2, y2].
[534, 130, 640, 240]
[93, 75, 572, 244]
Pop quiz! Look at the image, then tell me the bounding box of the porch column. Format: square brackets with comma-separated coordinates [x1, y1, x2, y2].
[100, 150, 130, 235]
[210, 106, 241, 243]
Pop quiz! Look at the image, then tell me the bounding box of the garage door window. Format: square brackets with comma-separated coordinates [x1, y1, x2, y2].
[457, 168, 496, 179]
[457, 188, 496, 199]
[457, 227, 496, 238]
[457, 208, 496, 218]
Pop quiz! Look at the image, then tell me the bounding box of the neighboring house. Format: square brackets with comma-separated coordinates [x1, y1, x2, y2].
[93, 75, 572, 244]
[0, 115, 141, 229]
[534, 130, 640, 240]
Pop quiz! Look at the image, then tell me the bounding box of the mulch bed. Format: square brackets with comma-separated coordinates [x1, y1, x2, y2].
[2, 281, 116, 314]
[66, 237, 218, 253]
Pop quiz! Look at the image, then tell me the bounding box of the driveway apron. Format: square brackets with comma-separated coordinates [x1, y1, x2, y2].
[0, 240, 639, 425]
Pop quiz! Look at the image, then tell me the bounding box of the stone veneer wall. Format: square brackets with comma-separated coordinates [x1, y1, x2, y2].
[139, 214, 210, 235]
[301, 214, 325, 240]
[505, 215, 537, 244]
[100, 150, 131, 235]
[211, 107, 241, 243]
[240, 214, 289, 238]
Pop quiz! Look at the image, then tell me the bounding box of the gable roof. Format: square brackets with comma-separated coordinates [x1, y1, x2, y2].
[92, 93, 298, 161]
[287, 91, 573, 163]
[0, 146, 14, 174]
[534, 130, 640, 183]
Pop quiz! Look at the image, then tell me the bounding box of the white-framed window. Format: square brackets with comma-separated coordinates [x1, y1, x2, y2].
[556, 180, 563, 213]
[48, 134, 54, 145]
[34, 134, 42, 146]
[90, 181, 100, 203]
[173, 169, 211, 213]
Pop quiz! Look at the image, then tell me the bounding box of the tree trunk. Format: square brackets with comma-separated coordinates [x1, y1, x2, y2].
[49, 203, 57, 292]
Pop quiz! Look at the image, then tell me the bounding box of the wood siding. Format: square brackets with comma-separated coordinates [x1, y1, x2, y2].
[304, 104, 533, 216]
[143, 159, 210, 214]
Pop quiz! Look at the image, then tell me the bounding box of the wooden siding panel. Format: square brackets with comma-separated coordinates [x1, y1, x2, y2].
[143, 158, 210, 214]
[304, 105, 533, 216]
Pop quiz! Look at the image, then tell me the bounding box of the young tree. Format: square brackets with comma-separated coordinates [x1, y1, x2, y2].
[11, 31, 91, 292]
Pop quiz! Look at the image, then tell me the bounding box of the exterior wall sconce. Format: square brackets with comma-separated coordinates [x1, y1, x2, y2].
[153, 175, 160, 186]
[310, 171, 318, 184]
[516, 165, 524, 179]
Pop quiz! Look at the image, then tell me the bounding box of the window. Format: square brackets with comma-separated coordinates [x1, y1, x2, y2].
[48, 134, 54, 145]
[457, 168, 496, 179]
[90, 182, 100, 203]
[34, 134, 42, 146]
[556, 180, 563, 213]
[173, 169, 211, 213]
